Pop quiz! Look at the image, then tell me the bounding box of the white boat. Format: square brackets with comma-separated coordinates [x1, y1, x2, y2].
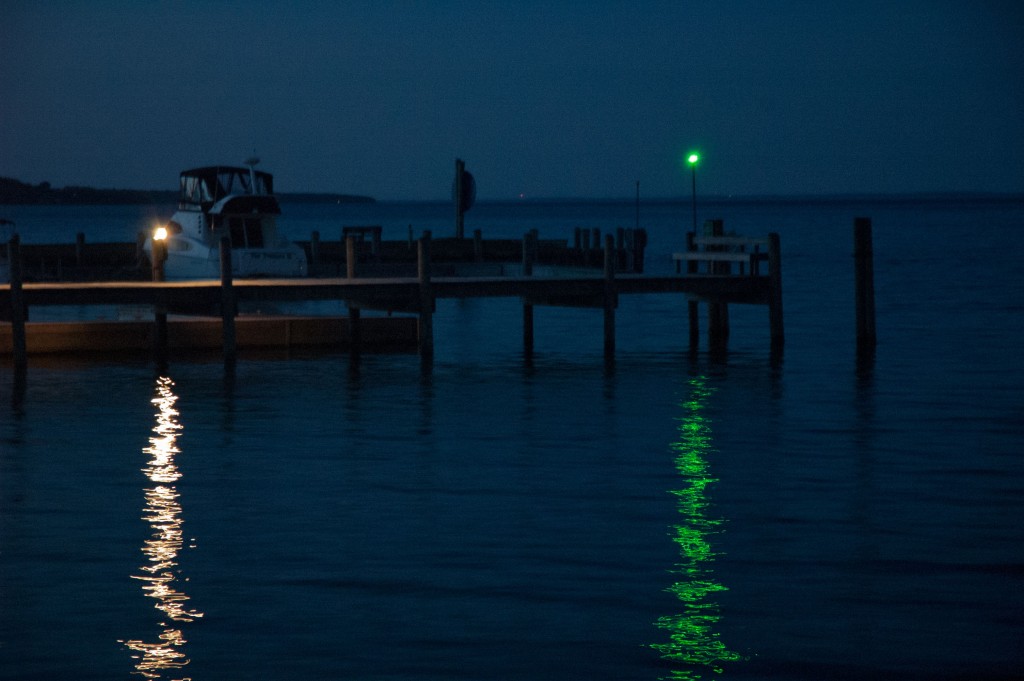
[145, 160, 307, 279]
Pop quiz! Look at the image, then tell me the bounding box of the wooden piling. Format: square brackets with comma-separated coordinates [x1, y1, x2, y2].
[707, 219, 730, 346]
[417, 231, 433, 361]
[219, 237, 236, 362]
[345, 236, 357, 279]
[9, 235, 27, 369]
[473, 229, 483, 262]
[685, 231, 699, 347]
[854, 217, 876, 354]
[603, 234, 616, 359]
[75, 232, 85, 267]
[310, 230, 321, 266]
[344, 235, 361, 354]
[768, 232, 784, 352]
[454, 159, 466, 240]
[522, 232, 535, 358]
[150, 237, 167, 365]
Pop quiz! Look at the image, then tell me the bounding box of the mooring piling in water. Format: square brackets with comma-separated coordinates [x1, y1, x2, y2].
[854, 216, 876, 355]
[417, 231, 434, 362]
[603, 234, 616, 360]
[522, 231, 535, 358]
[8, 234, 26, 370]
[219, 237, 236, 363]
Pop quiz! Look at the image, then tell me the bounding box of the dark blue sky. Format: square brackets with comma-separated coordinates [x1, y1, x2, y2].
[2, 1, 1022, 200]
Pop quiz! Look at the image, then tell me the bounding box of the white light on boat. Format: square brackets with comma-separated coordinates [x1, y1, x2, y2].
[154, 226, 169, 241]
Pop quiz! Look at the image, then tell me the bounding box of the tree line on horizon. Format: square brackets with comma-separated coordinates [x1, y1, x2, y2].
[0, 176, 374, 205]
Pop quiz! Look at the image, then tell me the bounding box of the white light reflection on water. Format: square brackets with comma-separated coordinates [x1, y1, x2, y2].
[119, 376, 202, 679]
[651, 376, 742, 680]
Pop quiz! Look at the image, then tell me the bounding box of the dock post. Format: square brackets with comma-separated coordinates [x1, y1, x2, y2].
[634, 228, 646, 273]
[418, 231, 434, 363]
[522, 232, 535, 358]
[603, 234, 616, 360]
[310, 230, 321, 267]
[8, 235, 27, 370]
[707, 219, 729, 347]
[75, 232, 85, 267]
[454, 159, 466, 240]
[150, 236, 168, 366]
[371, 226, 382, 259]
[686, 231, 699, 348]
[473, 229, 483, 262]
[345, 236, 357, 278]
[616, 227, 625, 272]
[854, 217, 876, 356]
[345, 235, 361, 356]
[219, 238, 236, 364]
[768, 232, 784, 354]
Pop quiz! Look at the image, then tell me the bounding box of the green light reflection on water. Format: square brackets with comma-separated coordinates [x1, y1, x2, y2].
[651, 376, 742, 679]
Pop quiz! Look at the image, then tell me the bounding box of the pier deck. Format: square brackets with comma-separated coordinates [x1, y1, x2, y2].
[2, 230, 782, 363]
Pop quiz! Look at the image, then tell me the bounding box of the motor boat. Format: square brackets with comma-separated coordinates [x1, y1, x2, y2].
[145, 160, 307, 279]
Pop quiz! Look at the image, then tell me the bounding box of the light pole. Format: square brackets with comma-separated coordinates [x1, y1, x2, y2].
[687, 152, 700, 234]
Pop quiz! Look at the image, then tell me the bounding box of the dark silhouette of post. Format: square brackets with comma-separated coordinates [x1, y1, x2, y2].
[418, 231, 434, 363]
[768, 232, 784, 354]
[150, 235, 168, 366]
[345, 235, 361, 357]
[454, 159, 466, 239]
[686, 230, 699, 348]
[219, 237, 236, 364]
[8, 235, 27, 370]
[854, 217, 876, 355]
[707, 219, 729, 347]
[522, 231, 535, 359]
[603, 234, 617, 360]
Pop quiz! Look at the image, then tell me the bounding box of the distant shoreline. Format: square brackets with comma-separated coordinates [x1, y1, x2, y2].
[2, 176, 1020, 206]
[0, 177, 375, 205]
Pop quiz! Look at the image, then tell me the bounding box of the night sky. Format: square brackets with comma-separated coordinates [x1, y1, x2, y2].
[2, 1, 1022, 200]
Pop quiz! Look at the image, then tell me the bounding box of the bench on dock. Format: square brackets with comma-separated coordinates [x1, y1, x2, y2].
[673, 234, 770, 275]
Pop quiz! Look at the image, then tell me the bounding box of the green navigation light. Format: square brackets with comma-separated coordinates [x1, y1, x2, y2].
[687, 153, 700, 166]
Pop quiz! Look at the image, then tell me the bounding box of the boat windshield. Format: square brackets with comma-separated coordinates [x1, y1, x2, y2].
[178, 167, 274, 208]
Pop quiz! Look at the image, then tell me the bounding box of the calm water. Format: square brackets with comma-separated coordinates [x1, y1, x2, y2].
[2, 197, 1023, 680]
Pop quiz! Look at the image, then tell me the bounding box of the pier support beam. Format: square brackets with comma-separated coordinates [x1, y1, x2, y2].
[685, 231, 699, 348]
[8, 235, 27, 371]
[768, 232, 784, 355]
[151, 236, 167, 367]
[603, 234, 616, 360]
[854, 217, 876, 357]
[707, 219, 730, 347]
[522, 232, 535, 359]
[220, 238, 236, 364]
[345, 235, 361, 357]
[418, 231, 434, 364]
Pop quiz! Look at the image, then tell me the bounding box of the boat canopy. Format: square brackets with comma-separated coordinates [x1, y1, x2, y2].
[178, 166, 275, 209]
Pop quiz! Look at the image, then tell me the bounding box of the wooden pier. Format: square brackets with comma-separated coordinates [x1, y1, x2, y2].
[2, 228, 783, 366]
